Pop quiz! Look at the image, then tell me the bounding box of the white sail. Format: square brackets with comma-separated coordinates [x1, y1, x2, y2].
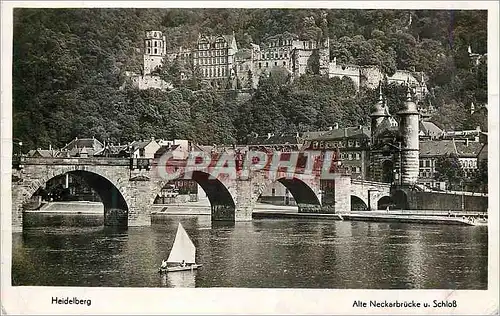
[167, 223, 196, 264]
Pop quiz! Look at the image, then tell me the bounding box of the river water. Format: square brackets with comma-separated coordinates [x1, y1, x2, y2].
[12, 215, 488, 289]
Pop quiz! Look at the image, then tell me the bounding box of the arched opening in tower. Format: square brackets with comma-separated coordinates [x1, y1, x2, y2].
[351, 195, 368, 212]
[257, 178, 321, 213]
[382, 159, 395, 183]
[25, 171, 128, 228]
[392, 190, 409, 210]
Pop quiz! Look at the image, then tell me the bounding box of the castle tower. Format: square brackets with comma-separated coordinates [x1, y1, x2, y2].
[318, 38, 330, 76]
[397, 88, 420, 185]
[143, 30, 167, 75]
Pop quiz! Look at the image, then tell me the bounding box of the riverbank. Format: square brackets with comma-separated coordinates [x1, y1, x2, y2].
[25, 201, 487, 227]
[252, 210, 487, 226]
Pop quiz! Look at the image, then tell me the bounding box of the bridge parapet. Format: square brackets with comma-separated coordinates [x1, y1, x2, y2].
[351, 179, 392, 189]
[22, 157, 130, 166]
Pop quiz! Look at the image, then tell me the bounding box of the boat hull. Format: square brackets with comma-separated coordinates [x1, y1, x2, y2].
[159, 264, 202, 273]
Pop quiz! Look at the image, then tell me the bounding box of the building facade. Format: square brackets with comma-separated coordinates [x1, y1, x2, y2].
[193, 33, 239, 89]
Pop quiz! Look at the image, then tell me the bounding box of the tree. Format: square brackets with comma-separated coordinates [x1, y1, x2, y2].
[434, 153, 465, 190]
[471, 158, 488, 193]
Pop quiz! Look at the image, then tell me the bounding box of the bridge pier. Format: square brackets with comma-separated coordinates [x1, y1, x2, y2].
[232, 178, 257, 221]
[298, 203, 323, 213]
[313, 175, 352, 213]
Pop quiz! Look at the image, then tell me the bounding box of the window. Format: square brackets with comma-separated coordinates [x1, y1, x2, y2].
[356, 153, 361, 160]
[259, 63, 262, 69]
[283, 61, 286, 66]
[348, 140, 354, 147]
[154, 48, 157, 54]
[425, 160, 430, 167]
[420, 160, 423, 167]
[348, 153, 352, 160]
[275, 62, 278, 66]
[355, 140, 360, 147]
[266, 62, 269, 67]
[209, 68, 212, 77]
[147, 41, 151, 47]
[147, 48, 151, 54]
[217, 68, 221, 77]
[154, 41, 157, 47]
[272, 188, 276, 196]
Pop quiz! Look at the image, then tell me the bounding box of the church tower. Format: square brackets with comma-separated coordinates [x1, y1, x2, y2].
[143, 30, 167, 75]
[397, 88, 420, 185]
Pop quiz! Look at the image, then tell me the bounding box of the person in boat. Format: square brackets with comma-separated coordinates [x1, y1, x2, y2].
[160, 260, 167, 269]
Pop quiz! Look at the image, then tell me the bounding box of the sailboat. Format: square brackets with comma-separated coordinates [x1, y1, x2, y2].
[159, 223, 202, 273]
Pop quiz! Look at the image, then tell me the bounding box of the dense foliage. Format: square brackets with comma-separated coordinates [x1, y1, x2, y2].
[434, 153, 466, 190]
[13, 8, 487, 150]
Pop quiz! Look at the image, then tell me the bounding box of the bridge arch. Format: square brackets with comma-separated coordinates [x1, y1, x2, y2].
[377, 196, 393, 210]
[151, 171, 236, 221]
[256, 176, 322, 212]
[351, 195, 368, 211]
[14, 168, 130, 227]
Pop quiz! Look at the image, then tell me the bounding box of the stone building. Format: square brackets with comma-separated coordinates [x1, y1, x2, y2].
[127, 30, 172, 90]
[302, 125, 371, 180]
[418, 139, 483, 190]
[193, 33, 239, 89]
[129, 138, 161, 159]
[143, 30, 167, 74]
[328, 59, 361, 89]
[250, 33, 330, 81]
[329, 62, 428, 100]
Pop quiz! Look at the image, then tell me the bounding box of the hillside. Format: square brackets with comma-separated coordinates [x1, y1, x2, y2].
[12, 8, 487, 150]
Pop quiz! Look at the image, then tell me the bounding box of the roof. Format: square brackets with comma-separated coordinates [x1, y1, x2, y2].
[455, 141, 483, 158]
[478, 144, 488, 161]
[94, 145, 129, 157]
[419, 140, 456, 157]
[130, 139, 158, 150]
[311, 126, 371, 141]
[302, 131, 327, 140]
[419, 140, 483, 157]
[247, 133, 301, 146]
[61, 137, 104, 151]
[191, 144, 212, 153]
[419, 121, 443, 137]
[26, 149, 59, 158]
[199, 33, 237, 50]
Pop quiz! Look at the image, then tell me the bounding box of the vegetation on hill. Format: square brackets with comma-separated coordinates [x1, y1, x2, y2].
[13, 8, 487, 150]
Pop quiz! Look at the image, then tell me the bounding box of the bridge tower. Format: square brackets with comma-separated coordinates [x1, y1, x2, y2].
[397, 88, 420, 185]
[370, 83, 388, 143]
[143, 30, 167, 75]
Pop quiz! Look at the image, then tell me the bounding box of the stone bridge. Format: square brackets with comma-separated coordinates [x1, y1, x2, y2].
[350, 179, 392, 211]
[11, 157, 392, 232]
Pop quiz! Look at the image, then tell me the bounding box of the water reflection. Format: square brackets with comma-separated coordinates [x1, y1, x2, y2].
[12, 216, 488, 289]
[161, 271, 196, 288]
